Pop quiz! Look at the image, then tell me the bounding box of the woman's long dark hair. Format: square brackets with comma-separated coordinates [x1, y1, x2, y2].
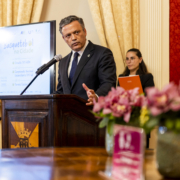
[122, 48, 149, 76]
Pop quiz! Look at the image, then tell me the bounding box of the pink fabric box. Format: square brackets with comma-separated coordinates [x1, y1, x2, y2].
[112, 125, 145, 180]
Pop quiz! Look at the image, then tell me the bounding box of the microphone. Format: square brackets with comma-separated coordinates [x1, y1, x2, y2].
[36, 54, 62, 75]
[20, 54, 62, 95]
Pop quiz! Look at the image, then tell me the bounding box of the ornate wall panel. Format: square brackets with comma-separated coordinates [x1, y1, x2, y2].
[170, 0, 180, 84]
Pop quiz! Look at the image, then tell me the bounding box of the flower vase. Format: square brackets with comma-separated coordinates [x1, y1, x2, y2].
[105, 127, 114, 156]
[156, 126, 180, 178]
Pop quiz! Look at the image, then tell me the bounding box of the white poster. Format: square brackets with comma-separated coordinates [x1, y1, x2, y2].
[0, 22, 53, 95]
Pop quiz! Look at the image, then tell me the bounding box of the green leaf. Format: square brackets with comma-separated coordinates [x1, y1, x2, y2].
[107, 120, 114, 136]
[143, 117, 159, 133]
[99, 117, 109, 128]
[109, 114, 115, 120]
[165, 119, 174, 129]
[146, 117, 159, 128]
[175, 119, 180, 131]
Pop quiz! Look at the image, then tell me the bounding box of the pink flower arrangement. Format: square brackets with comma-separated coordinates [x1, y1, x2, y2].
[141, 82, 180, 133]
[93, 82, 180, 134]
[145, 83, 180, 116]
[93, 87, 145, 128]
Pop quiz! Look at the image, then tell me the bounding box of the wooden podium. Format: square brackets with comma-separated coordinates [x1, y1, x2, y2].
[0, 94, 105, 149]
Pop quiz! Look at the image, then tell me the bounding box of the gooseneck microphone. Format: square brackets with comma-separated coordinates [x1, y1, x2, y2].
[20, 54, 62, 95]
[36, 54, 62, 75]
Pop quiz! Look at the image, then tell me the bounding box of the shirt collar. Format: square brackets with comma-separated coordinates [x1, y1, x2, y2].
[72, 40, 89, 56]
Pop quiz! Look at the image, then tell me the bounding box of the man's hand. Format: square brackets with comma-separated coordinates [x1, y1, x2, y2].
[82, 83, 98, 106]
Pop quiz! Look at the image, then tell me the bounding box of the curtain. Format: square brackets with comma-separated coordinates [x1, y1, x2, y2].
[0, 0, 44, 27]
[88, 0, 139, 76]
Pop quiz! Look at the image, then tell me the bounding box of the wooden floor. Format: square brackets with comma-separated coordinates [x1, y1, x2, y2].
[0, 147, 173, 180]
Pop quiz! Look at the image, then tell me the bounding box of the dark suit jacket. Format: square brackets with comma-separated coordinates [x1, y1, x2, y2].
[55, 41, 117, 100]
[118, 73, 155, 92]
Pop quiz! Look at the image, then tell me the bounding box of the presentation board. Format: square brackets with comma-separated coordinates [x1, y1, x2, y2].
[0, 21, 56, 95]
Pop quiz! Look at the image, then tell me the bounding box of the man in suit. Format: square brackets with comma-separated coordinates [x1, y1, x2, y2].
[55, 15, 116, 105]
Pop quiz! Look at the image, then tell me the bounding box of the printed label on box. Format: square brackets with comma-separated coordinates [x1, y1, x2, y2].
[112, 125, 144, 180]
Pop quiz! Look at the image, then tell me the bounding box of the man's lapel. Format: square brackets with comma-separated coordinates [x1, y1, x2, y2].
[63, 52, 72, 92]
[71, 41, 94, 89]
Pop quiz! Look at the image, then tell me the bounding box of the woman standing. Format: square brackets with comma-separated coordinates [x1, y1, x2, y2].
[118, 48, 155, 148]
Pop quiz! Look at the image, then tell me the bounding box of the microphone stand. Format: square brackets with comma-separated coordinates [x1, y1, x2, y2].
[20, 55, 62, 95]
[20, 74, 39, 95]
[20, 63, 51, 95]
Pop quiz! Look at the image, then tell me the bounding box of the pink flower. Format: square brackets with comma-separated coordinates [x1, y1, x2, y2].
[170, 97, 180, 111]
[93, 96, 105, 112]
[162, 83, 179, 100]
[145, 82, 180, 116]
[124, 112, 131, 123]
[111, 103, 132, 122]
[128, 87, 144, 106]
[145, 88, 169, 116]
[103, 108, 112, 114]
[93, 86, 144, 123]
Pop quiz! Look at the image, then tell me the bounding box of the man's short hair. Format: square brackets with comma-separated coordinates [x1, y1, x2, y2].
[59, 15, 85, 34]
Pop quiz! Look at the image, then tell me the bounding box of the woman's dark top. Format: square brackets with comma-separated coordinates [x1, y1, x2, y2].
[118, 73, 154, 148]
[118, 73, 155, 92]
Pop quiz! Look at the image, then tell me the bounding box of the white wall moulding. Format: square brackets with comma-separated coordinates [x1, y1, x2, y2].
[140, 0, 169, 90]
[140, 0, 169, 149]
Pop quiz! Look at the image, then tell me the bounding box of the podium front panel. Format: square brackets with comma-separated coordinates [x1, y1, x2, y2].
[0, 95, 105, 149]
